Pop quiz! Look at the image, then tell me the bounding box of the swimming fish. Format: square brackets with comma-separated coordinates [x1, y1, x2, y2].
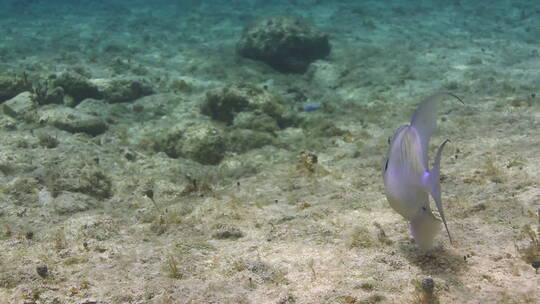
[383, 93, 462, 249]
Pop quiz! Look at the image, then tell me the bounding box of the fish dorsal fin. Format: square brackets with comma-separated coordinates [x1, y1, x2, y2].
[410, 93, 463, 170]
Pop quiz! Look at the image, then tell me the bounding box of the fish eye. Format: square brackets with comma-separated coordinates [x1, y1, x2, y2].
[387, 136, 391, 144]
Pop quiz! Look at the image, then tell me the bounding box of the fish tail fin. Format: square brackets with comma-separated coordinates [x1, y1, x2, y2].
[410, 212, 441, 250]
[427, 139, 453, 244]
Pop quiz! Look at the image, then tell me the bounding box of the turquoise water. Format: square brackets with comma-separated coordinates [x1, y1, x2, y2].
[0, 1, 538, 303]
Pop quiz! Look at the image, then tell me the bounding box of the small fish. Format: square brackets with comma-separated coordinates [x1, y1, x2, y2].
[302, 104, 322, 112]
[383, 93, 462, 249]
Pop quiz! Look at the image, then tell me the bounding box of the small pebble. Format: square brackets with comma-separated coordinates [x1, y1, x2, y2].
[143, 189, 154, 200]
[421, 276, 434, 293]
[124, 150, 136, 161]
[532, 260, 540, 273]
[36, 264, 48, 278]
[25, 231, 34, 240]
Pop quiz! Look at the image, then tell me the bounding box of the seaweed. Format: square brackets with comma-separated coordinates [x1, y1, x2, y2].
[53, 226, 67, 251]
[36, 131, 59, 148]
[516, 224, 540, 264]
[165, 254, 182, 279]
[181, 175, 212, 196]
[30, 79, 50, 105]
[348, 226, 375, 249]
[483, 157, 505, 183]
[411, 277, 439, 304]
[296, 150, 329, 175]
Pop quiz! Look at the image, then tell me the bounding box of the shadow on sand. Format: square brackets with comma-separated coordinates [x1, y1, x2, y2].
[398, 239, 469, 275]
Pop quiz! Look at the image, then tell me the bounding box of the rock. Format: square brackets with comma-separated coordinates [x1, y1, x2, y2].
[421, 277, 435, 294]
[212, 224, 244, 240]
[155, 122, 226, 165]
[38, 187, 54, 206]
[247, 261, 270, 274]
[0, 73, 31, 102]
[233, 112, 279, 132]
[76, 98, 109, 114]
[36, 158, 113, 200]
[0, 176, 40, 207]
[226, 129, 276, 153]
[181, 124, 226, 165]
[39, 106, 108, 136]
[201, 83, 288, 127]
[91, 78, 153, 103]
[53, 192, 96, 215]
[25, 231, 34, 240]
[63, 214, 117, 242]
[52, 72, 101, 104]
[2, 91, 35, 119]
[532, 260, 540, 272]
[237, 16, 331, 73]
[36, 264, 48, 278]
[468, 203, 487, 213]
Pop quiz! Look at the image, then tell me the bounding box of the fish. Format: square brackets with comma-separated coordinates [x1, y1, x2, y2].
[382, 93, 462, 249]
[302, 104, 322, 112]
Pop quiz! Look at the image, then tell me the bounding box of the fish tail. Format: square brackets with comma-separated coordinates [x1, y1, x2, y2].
[410, 212, 441, 250]
[427, 139, 453, 244]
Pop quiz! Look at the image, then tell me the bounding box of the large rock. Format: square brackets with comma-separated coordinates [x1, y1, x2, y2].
[237, 16, 331, 73]
[53, 192, 97, 215]
[2, 91, 35, 119]
[39, 106, 108, 136]
[91, 78, 153, 103]
[154, 122, 226, 165]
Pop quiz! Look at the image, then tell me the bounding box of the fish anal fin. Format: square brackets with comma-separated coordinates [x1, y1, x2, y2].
[426, 139, 453, 244]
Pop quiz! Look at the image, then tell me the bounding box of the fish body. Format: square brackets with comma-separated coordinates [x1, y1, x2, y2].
[383, 93, 460, 249]
[302, 104, 322, 112]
